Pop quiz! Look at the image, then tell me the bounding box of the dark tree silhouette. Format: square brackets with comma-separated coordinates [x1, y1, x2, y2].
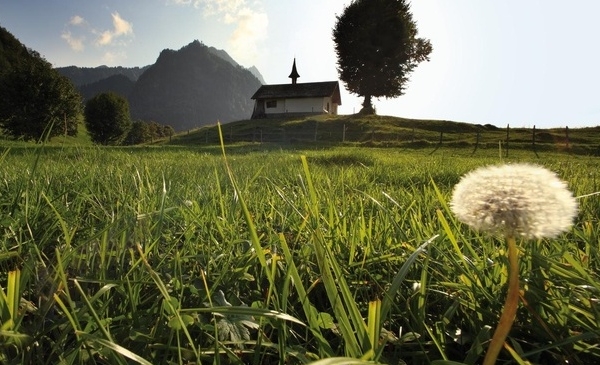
[0, 26, 82, 141]
[85, 92, 132, 145]
[333, 0, 432, 114]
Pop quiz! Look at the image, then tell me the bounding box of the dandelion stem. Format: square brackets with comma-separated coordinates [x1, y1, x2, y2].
[483, 236, 520, 365]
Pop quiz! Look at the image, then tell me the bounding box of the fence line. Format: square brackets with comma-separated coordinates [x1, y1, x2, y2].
[189, 123, 597, 155]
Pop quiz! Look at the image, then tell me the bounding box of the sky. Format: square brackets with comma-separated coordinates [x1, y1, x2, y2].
[1, 0, 600, 128]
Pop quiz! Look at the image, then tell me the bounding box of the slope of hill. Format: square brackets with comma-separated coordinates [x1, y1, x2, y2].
[128, 40, 262, 131]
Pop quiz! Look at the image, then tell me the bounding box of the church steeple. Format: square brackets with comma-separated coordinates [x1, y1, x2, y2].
[288, 58, 300, 85]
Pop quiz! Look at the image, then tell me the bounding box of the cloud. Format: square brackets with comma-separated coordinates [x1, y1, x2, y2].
[69, 15, 85, 26]
[228, 8, 268, 65]
[167, 0, 194, 5]
[62, 11, 133, 61]
[61, 31, 85, 52]
[96, 30, 113, 46]
[112, 12, 133, 36]
[168, 0, 268, 65]
[95, 12, 134, 46]
[202, 0, 247, 16]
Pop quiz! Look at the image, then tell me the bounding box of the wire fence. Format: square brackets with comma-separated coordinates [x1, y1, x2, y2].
[183, 122, 600, 156]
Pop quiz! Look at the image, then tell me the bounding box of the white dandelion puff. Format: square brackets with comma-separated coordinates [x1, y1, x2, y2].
[450, 163, 579, 365]
[450, 163, 578, 239]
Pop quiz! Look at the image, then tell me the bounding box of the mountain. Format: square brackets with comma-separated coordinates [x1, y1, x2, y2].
[206, 46, 266, 84]
[128, 40, 262, 131]
[56, 65, 150, 87]
[248, 66, 266, 84]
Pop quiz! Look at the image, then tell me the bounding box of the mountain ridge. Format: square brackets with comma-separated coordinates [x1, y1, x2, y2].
[128, 40, 262, 130]
[57, 40, 265, 131]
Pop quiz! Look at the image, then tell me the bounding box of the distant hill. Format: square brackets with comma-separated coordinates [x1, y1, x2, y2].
[78, 74, 136, 101]
[128, 40, 262, 131]
[56, 65, 150, 87]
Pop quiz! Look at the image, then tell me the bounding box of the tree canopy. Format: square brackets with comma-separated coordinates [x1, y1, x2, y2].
[332, 0, 432, 114]
[0, 26, 82, 140]
[122, 120, 175, 145]
[84, 92, 132, 145]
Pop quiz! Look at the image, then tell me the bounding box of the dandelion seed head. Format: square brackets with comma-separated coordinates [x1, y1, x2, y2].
[450, 163, 578, 239]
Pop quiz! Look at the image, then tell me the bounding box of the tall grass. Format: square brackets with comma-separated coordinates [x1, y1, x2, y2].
[0, 144, 599, 364]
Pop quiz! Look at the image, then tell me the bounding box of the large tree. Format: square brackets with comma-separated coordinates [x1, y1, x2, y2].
[0, 47, 82, 140]
[84, 92, 132, 145]
[333, 0, 432, 114]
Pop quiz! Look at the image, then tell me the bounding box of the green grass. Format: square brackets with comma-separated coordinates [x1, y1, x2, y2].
[1, 119, 600, 364]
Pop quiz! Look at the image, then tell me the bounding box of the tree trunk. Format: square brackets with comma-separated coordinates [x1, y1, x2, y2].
[359, 95, 376, 115]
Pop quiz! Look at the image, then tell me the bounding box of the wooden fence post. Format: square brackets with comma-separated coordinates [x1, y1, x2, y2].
[342, 123, 346, 142]
[505, 124, 510, 158]
[428, 131, 443, 155]
[471, 130, 480, 155]
[532, 125, 539, 158]
[565, 126, 570, 149]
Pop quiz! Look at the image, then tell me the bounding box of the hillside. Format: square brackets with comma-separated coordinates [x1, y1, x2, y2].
[167, 114, 600, 155]
[128, 40, 262, 131]
[0, 25, 39, 75]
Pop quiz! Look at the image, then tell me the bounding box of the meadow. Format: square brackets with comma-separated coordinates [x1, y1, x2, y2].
[1, 139, 600, 364]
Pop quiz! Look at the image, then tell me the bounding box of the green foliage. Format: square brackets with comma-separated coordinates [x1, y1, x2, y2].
[123, 121, 151, 145]
[0, 27, 82, 141]
[85, 92, 132, 145]
[333, 0, 433, 113]
[0, 26, 30, 74]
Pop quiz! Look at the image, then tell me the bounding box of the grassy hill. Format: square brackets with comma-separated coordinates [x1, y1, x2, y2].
[167, 114, 600, 155]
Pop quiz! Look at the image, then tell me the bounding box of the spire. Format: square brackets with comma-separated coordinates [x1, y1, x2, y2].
[288, 58, 300, 85]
